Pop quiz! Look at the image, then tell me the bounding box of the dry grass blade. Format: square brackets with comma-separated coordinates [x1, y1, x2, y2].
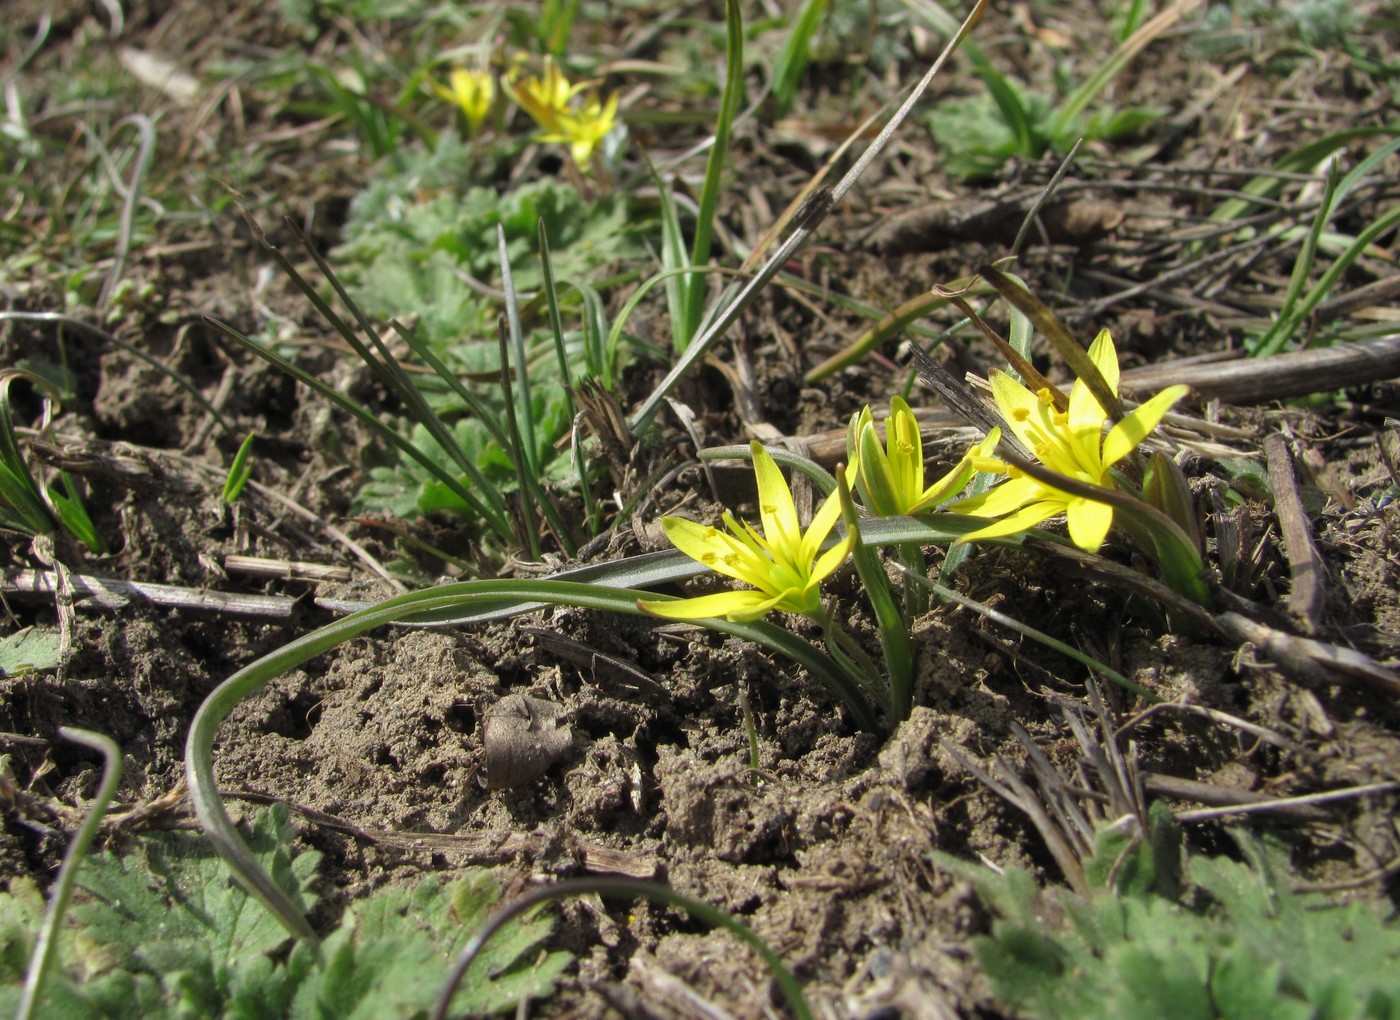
[905, 344, 1016, 446]
[936, 285, 1059, 398]
[979, 264, 1124, 421]
[628, 0, 990, 432]
[1263, 433, 1326, 634]
[940, 738, 1090, 895]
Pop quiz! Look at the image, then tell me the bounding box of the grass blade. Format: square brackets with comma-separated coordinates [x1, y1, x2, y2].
[536, 219, 576, 410]
[188, 577, 882, 937]
[1206, 126, 1397, 227]
[771, 0, 830, 118]
[18, 728, 122, 1020]
[222, 431, 257, 505]
[1251, 158, 1340, 357]
[1048, 0, 1192, 143]
[1252, 200, 1400, 357]
[0, 370, 59, 538]
[495, 319, 542, 558]
[977, 65, 1036, 155]
[250, 216, 514, 533]
[208, 317, 507, 534]
[46, 473, 104, 553]
[631, 0, 989, 431]
[497, 224, 538, 478]
[679, 0, 745, 348]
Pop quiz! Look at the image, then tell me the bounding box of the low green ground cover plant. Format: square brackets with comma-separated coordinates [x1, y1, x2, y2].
[0, 804, 569, 1018]
[944, 810, 1400, 1020]
[1188, 0, 1397, 74]
[330, 165, 643, 525]
[909, 0, 1182, 179]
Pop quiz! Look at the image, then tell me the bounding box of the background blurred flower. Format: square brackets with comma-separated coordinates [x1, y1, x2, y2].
[432, 67, 493, 137]
[504, 56, 619, 169]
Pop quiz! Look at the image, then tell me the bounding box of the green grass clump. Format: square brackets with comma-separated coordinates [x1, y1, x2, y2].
[943, 806, 1400, 1020]
[0, 805, 570, 1018]
[327, 153, 643, 524]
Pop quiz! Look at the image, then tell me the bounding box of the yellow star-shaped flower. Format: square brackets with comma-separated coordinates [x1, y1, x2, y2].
[950, 329, 1188, 553]
[551, 91, 620, 169]
[638, 442, 854, 622]
[504, 56, 586, 137]
[432, 67, 494, 138]
[504, 57, 619, 169]
[849, 395, 1001, 516]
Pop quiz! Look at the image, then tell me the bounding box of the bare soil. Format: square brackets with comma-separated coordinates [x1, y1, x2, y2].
[3, 2, 1399, 1017]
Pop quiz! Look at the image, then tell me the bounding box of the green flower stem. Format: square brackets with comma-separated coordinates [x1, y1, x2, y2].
[679, 0, 744, 347]
[629, 0, 988, 430]
[897, 540, 931, 618]
[819, 604, 891, 719]
[837, 471, 914, 720]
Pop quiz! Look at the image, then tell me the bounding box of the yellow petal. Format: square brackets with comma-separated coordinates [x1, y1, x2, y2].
[751, 442, 801, 559]
[1067, 380, 1106, 437]
[975, 426, 1003, 459]
[990, 370, 1042, 452]
[949, 475, 1048, 519]
[1102, 385, 1188, 468]
[1065, 495, 1114, 552]
[954, 500, 1062, 544]
[729, 514, 774, 562]
[637, 589, 780, 622]
[810, 532, 855, 586]
[595, 91, 619, 129]
[661, 516, 765, 586]
[571, 136, 597, 167]
[1087, 329, 1120, 393]
[801, 486, 845, 566]
[906, 426, 1003, 514]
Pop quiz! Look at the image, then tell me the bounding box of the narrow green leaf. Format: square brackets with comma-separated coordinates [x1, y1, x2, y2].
[838, 472, 912, 721]
[770, 0, 829, 118]
[680, 0, 745, 346]
[222, 432, 257, 505]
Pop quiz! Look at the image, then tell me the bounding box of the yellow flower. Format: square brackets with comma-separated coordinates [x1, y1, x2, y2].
[504, 56, 585, 136]
[949, 329, 1188, 553]
[849, 395, 1002, 516]
[552, 91, 620, 169]
[504, 57, 619, 169]
[637, 442, 854, 622]
[432, 67, 494, 138]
